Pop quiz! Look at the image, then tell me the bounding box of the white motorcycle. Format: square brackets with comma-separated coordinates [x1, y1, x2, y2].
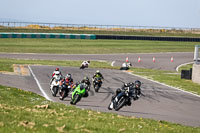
[80, 61, 90, 69]
[120, 62, 132, 70]
[50, 74, 62, 97]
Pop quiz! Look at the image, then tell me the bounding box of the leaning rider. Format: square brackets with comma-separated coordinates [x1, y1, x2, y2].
[92, 70, 104, 81]
[50, 68, 62, 85]
[81, 60, 90, 68]
[52, 68, 62, 77]
[112, 80, 142, 105]
[65, 73, 73, 85]
[81, 76, 91, 88]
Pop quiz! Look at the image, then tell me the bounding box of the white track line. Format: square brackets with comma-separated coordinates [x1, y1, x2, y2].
[125, 71, 200, 98]
[176, 62, 194, 72]
[28, 65, 52, 101]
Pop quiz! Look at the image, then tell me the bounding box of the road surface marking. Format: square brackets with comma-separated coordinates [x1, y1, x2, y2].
[28, 65, 52, 101]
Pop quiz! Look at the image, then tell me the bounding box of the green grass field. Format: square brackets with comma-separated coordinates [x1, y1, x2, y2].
[0, 85, 200, 133]
[0, 38, 197, 54]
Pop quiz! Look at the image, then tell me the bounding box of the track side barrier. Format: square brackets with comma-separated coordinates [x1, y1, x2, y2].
[96, 35, 200, 42]
[0, 33, 96, 39]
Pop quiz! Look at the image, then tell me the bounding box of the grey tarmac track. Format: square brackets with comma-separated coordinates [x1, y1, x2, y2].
[1, 52, 200, 127]
[28, 65, 200, 127]
[0, 52, 194, 71]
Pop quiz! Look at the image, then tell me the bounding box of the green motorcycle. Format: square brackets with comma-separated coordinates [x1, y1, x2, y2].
[70, 83, 88, 105]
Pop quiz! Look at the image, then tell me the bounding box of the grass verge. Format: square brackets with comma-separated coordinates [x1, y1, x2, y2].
[130, 64, 200, 95]
[0, 58, 119, 72]
[0, 38, 197, 54]
[0, 85, 200, 133]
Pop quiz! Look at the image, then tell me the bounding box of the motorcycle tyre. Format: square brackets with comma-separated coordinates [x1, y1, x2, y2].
[52, 86, 58, 97]
[114, 96, 126, 111]
[71, 93, 81, 105]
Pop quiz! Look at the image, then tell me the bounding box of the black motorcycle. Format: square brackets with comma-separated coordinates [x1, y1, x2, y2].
[59, 81, 72, 100]
[108, 88, 133, 111]
[93, 77, 102, 92]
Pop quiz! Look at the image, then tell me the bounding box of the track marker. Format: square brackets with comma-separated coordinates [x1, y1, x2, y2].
[138, 57, 141, 63]
[126, 57, 129, 62]
[171, 57, 174, 62]
[153, 57, 156, 62]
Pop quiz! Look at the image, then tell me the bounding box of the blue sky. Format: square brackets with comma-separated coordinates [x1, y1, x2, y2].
[0, 0, 200, 28]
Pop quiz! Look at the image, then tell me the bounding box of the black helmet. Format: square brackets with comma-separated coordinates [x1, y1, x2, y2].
[135, 80, 141, 88]
[84, 76, 89, 81]
[66, 73, 71, 79]
[80, 83, 88, 90]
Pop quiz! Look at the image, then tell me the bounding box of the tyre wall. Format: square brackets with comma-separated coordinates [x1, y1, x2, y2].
[1, 33, 200, 42]
[0, 33, 96, 39]
[96, 35, 200, 42]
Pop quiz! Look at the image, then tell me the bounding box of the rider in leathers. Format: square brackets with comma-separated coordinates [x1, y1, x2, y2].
[110, 80, 141, 109]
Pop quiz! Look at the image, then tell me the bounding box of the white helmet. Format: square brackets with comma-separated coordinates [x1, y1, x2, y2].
[96, 70, 100, 73]
[54, 71, 60, 75]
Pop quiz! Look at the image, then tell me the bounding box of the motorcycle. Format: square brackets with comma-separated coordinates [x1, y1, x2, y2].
[50, 76, 61, 97]
[80, 61, 90, 69]
[59, 81, 73, 100]
[108, 88, 133, 111]
[93, 77, 102, 92]
[80, 64, 88, 69]
[70, 83, 87, 105]
[120, 62, 132, 70]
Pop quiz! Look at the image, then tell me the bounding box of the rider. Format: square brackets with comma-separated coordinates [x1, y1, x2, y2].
[70, 82, 89, 104]
[121, 62, 132, 70]
[81, 76, 91, 88]
[80, 60, 90, 68]
[60, 73, 74, 88]
[111, 80, 142, 107]
[59, 74, 73, 99]
[92, 70, 104, 81]
[120, 80, 141, 100]
[52, 68, 62, 77]
[81, 77, 91, 95]
[50, 68, 62, 85]
[65, 73, 73, 85]
[71, 76, 91, 92]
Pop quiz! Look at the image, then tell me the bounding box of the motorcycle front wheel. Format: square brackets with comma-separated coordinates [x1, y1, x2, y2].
[71, 93, 81, 105]
[52, 86, 58, 97]
[114, 96, 126, 111]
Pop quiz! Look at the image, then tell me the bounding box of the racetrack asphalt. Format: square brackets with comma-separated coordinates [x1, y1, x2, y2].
[0, 52, 200, 127]
[0, 52, 194, 71]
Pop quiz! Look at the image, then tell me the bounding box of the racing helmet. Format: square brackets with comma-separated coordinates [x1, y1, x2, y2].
[84, 76, 89, 81]
[66, 73, 71, 79]
[96, 70, 100, 73]
[55, 68, 59, 71]
[80, 83, 88, 90]
[83, 77, 90, 84]
[135, 80, 141, 89]
[54, 71, 60, 75]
